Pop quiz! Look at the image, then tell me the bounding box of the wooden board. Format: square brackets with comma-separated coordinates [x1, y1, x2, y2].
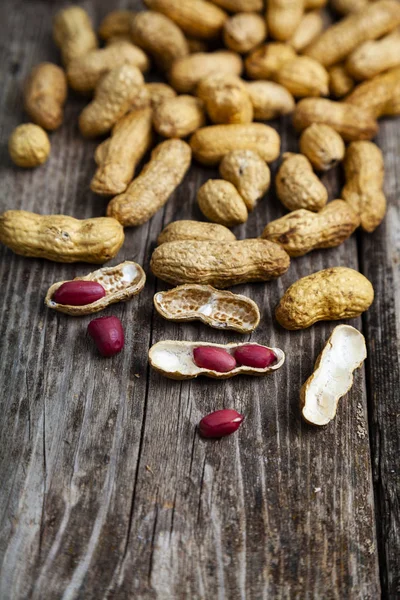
[0, 1, 398, 598]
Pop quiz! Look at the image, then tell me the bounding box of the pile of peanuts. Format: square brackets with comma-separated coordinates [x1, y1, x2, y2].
[2, 0, 400, 432]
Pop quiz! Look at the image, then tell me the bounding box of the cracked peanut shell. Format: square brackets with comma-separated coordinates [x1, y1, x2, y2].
[276, 153, 328, 212]
[157, 220, 236, 245]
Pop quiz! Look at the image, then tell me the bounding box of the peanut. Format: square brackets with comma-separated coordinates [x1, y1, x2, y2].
[276, 153, 328, 212]
[209, 0, 263, 10]
[194, 346, 237, 372]
[275, 56, 329, 98]
[0, 210, 124, 263]
[299, 124, 345, 171]
[304, 0, 326, 7]
[292, 98, 378, 141]
[223, 13, 267, 54]
[186, 38, 208, 53]
[304, 0, 400, 67]
[197, 179, 248, 226]
[131, 11, 188, 71]
[67, 42, 149, 93]
[169, 51, 242, 93]
[105, 34, 133, 46]
[329, 64, 355, 98]
[52, 281, 106, 306]
[88, 316, 124, 357]
[53, 6, 97, 66]
[152, 95, 205, 138]
[150, 239, 290, 288]
[234, 345, 277, 369]
[196, 74, 253, 125]
[261, 200, 360, 257]
[266, 0, 305, 42]
[24, 63, 67, 131]
[190, 123, 280, 165]
[144, 0, 228, 39]
[107, 139, 191, 227]
[8, 124, 50, 168]
[276, 267, 374, 330]
[345, 66, 400, 117]
[288, 10, 324, 52]
[79, 65, 145, 138]
[145, 82, 177, 108]
[331, 0, 370, 15]
[129, 86, 151, 112]
[91, 108, 153, 196]
[346, 28, 400, 81]
[219, 150, 271, 211]
[157, 220, 236, 245]
[342, 141, 386, 233]
[245, 81, 295, 120]
[245, 43, 296, 80]
[199, 409, 244, 438]
[98, 10, 135, 40]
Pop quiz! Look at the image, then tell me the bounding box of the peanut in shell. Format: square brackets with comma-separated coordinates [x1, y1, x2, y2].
[299, 124, 345, 171]
[245, 81, 295, 120]
[169, 51, 243, 93]
[245, 43, 296, 80]
[276, 153, 328, 212]
[24, 63, 67, 131]
[157, 220, 236, 245]
[219, 150, 270, 211]
[223, 13, 267, 54]
[197, 179, 248, 227]
[152, 95, 205, 138]
[196, 74, 253, 125]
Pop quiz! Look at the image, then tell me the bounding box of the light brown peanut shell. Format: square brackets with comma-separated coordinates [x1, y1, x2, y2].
[106, 34, 134, 46]
[45, 261, 146, 316]
[331, 0, 370, 15]
[342, 141, 386, 233]
[53, 6, 98, 65]
[98, 10, 135, 40]
[329, 64, 354, 98]
[346, 28, 400, 80]
[145, 82, 177, 108]
[150, 239, 290, 288]
[266, 0, 305, 42]
[292, 98, 378, 141]
[219, 150, 270, 211]
[304, 0, 326, 7]
[197, 180, 248, 226]
[276, 267, 374, 330]
[157, 220, 236, 245]
[107, 139, 191, 227]
[8, 124, 50, 168]
[304, 0, 400, 67]
[153, 95, 205, 138]
[79, 65, 145, 138]
[67, 42, 149, 93]
[24, 63, 67, 131]
[144, 0, 228, 39]
[131, 11, 188, 71]
[149, 341, 285, 380]
[91, 108, 153, 196]
[196, 74, 253, 125]
[129, 86, 151, 111]
[299, 124, 345, 171]
[245, 43, 297, 80]
[210, 0, 263, 11]
[186, 38, 208, 53]
[275, 56, 329, 98]
[245, 81, 295, 120]
[190, 123, 280, 165]
[261, 200, 360, 257]
[288, 10, 324, 52]
[276, 153, 328, 212]
[169, 51, 242, 93]
[223, 13, 267, 54]
[154, 284, 260, 332]
[345, 66, 400, 118]
[0, 210, 124, 264]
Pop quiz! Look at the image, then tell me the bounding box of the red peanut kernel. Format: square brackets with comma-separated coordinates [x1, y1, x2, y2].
[87, 315, 124, 357]
[199, 409, 244, 438]
[233, 344, 276, 368]
[193, 346, 237, 372]
[53, 281, 106, 306]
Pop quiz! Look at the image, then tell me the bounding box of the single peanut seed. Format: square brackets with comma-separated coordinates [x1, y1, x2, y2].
[233, 345, 276, 369]
[53, 281, 106, 306]
[199, 409, 244, 438]
[87, 315, 124, 357]
[193, 346, 236, 372]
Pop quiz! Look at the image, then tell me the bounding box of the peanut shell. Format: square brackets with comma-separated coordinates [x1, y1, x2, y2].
[276, 153, 328, 212]
[154, 284, 260, 332]
[223, 13, 267, 54]
[169, 51, 243, 93]
[157, 221, 236, 245]
[299, 124, 345, 171]
[266, 0, 304, 42]
[275, 56, 329, 98]
[144, 0, 228, 39]
[24, 63, 67, 131]
[152, 95, 205, 138]
[197, 179, 248, 226]
[8, 124, 50, 168]
[288, 10, 324, 52]
[219, 150, 270, 211]
[345, 66, 400, 118]
[245, 81, 295, 120]
[329, 64, 355, 98]
[45, 261, 146, 316]
[98, 10, 135, 40]
[346, 28, 400, 80]
[196, 74, 253, 125]
[145, 82, 177, 108]
[210, 0, 263, 10]
[53, 6, 98, 65]
[245, 43, 296, 80]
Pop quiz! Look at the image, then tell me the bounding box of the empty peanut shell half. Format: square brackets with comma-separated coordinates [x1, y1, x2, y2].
[154, 284, 260, 332]
[45, 261, 146, 315]
[149, 341, 285, 380]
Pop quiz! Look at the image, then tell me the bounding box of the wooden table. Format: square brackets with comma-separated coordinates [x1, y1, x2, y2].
[0, 1, 399, 598]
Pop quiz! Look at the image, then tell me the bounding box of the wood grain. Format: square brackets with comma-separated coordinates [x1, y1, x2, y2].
[0, 1, 397, 599]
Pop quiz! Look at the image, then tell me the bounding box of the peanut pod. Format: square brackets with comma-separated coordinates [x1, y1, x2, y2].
[219, 150, 271, 211]
[288, 10, 324, 52]
[345, 66, 400, 118]
[245, 43, 296, 80]
[210, 0, 263, 11]
[346, 28, 400, 81]
[276, 153, 328, 212]
[266, 0, 304, 42]
[299, 124, 345, 171]
[223, 13, 267, 54]
[328, 64, 355, 98]
[197, 179, 248, 226]
[152, 95, 205, 138]
[157, 220, 236, 245]
[196, 74, 253, 125]
[169, 51, 242, 93]
[98, 10, 136, 40]
[275, 56, 329, 98]
[24, 63, 67, 131]
[53, 6, 98, 65]
[245, 81, 295, 121]
[8, 124, 50, 168]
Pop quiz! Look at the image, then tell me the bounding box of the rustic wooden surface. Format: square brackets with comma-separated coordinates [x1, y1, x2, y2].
[0, 1, 399, 599]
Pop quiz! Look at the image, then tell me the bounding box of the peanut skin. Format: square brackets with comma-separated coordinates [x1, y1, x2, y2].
[275, 56, 329, 98]
[245, 43, 296, 80]
[53, 6, 97, 65]
[0, 210, 124, 263]
[190, 123, 280, 165]
[153, 95, 205, 138]
[169, 51, 243, 93]
[223, 13, 267, 54]
[91, 108, 153, 196]
[261, 200, 360, 256]
[197, 180, 248, 226]
[107, 139, 191, 227]
[276, 153, 328, 212]
[276, 267, 374, 329]
[342, 141, 386, 233]
[157, 220, 236, 245]
[299, 124, 345, 171]
[151, 239, 290, 288]
[8, 124, 50, 168]
[245, 81, 295, 120]
[219, 150, 271, 211]
[196, 74, 253, 125]
[345, 66, 400, 118]
[24, 63, 67, 131]
[266, 0, 305, 42]
[144, 0, 228, 39]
